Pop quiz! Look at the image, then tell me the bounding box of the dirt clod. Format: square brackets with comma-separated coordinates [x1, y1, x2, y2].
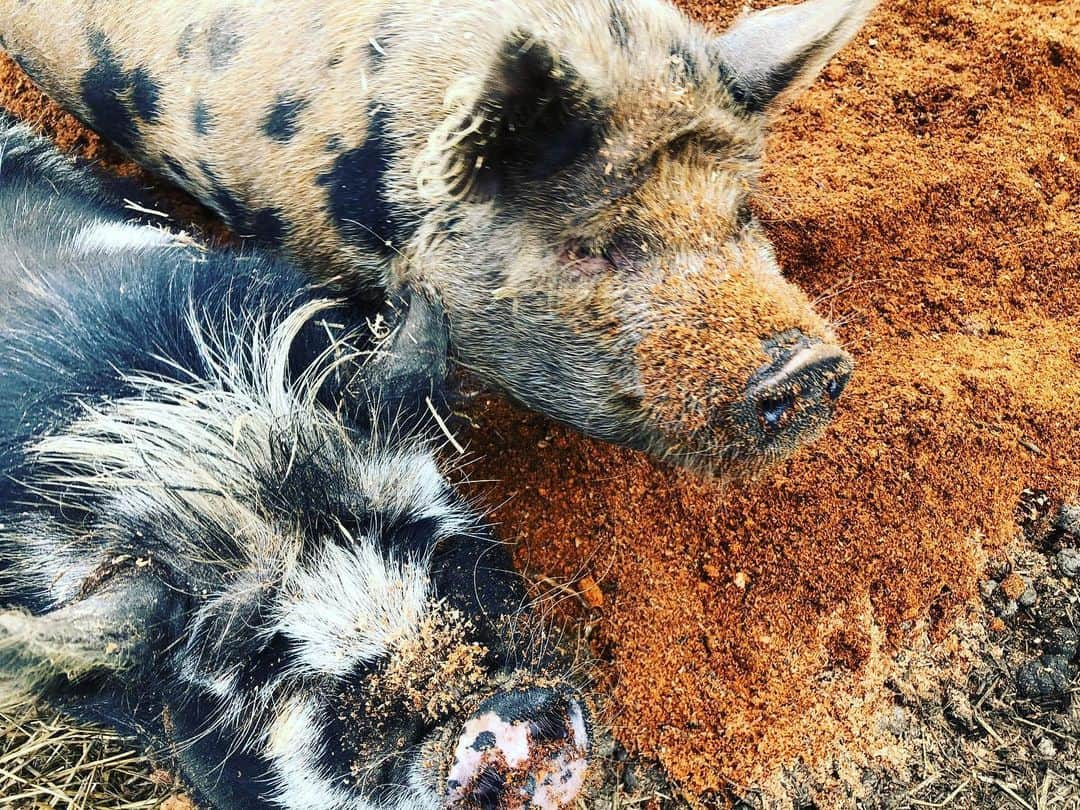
[1016, 656, 1074, 709]
[579, 576, 605, 609]
[999, 572, 1028, 601]
[1057, 548, 1080, 579]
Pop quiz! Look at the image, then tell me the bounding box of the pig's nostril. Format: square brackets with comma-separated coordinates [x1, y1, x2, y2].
[759, 394, 794, 429]
[469, 766, 506, 810]
[744, 333, 854, 442]
[529, 706, 571, 743]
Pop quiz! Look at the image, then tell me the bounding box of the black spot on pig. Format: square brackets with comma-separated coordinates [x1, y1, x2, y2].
[192, 100, 213, 136]
[207, 12, 243, 70]
[317, 106, 416, 255]
[129, 67, 161, 123]
[191, 161, 284, 244]
[81, 31, 139, 151]
[262, 94, 309, 143]
[249, 208, 286, 244]
[470, 731, 496, 752]
[177, 23, 197, 60]
[462, 34, 605, 200]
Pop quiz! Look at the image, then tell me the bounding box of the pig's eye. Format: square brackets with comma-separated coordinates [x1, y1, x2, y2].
[559, 239, 614, 277]
[664, 131, 730, 160]
[559, 233, 647, 276]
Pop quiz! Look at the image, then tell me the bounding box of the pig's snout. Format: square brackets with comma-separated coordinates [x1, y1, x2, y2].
[446, 687, 590, 810]
[742, 330, 853, 442]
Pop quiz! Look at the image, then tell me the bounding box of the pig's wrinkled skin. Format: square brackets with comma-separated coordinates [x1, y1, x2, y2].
[0, 0, 872, 475]
[0, 118, 596, 810]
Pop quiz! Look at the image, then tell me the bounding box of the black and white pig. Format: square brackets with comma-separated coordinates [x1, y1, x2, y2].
[0, 118, 595, 810]
[0, 0, 871, 475]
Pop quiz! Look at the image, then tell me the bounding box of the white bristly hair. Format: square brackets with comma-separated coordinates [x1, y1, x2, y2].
[274, 540, 430, 677]
[27, 297, 367, 546]
[71, 220, 181, 255]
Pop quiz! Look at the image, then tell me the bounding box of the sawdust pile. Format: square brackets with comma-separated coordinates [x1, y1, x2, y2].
[1, 0, 1077, 802]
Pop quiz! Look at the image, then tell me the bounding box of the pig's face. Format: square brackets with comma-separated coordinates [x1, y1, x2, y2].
[408, 0, 869, 475]
[161, 456, 596, 810]
[19, 438, 597, 810]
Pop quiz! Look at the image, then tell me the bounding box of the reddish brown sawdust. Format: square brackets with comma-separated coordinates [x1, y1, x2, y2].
[1, 0, 1078, 798]
[0, 52, 115, 163]
[998, 571, 1027, 600]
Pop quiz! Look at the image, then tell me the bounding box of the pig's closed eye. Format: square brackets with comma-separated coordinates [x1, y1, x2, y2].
[559, 240, 614, 277]
[663, 131, 732, 162]
[603, 232, 647, 272]
[559, 234, 646, 276]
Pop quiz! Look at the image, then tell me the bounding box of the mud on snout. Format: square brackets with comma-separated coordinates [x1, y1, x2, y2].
[630, 243, 854, 476]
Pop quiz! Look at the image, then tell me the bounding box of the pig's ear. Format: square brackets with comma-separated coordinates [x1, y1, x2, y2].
[362, 287, 448, 399]
[421, 31, 601, 202]
[0, 571, 177, 690]
[713, 0, 876, 114]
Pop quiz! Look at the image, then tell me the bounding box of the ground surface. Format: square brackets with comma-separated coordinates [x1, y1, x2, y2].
[0, 0, 1078, 807]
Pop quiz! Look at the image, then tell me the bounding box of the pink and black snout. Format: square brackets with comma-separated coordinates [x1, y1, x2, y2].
[738, 329, 853, 448]
[446, 686, 591, 810]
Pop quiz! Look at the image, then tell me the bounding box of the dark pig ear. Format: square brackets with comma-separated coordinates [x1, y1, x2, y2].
[434, 31, 602, 202]
[359, 286, 449, 408]
[713, 0, 876, 114]
[0, 570, 177, 690]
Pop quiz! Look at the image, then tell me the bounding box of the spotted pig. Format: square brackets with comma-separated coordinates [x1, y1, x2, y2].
[0, 0, 871, 475]
[0, 118, 596, 810]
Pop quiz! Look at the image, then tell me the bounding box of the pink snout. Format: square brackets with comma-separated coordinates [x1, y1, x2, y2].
[446, 687, 590, 809]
